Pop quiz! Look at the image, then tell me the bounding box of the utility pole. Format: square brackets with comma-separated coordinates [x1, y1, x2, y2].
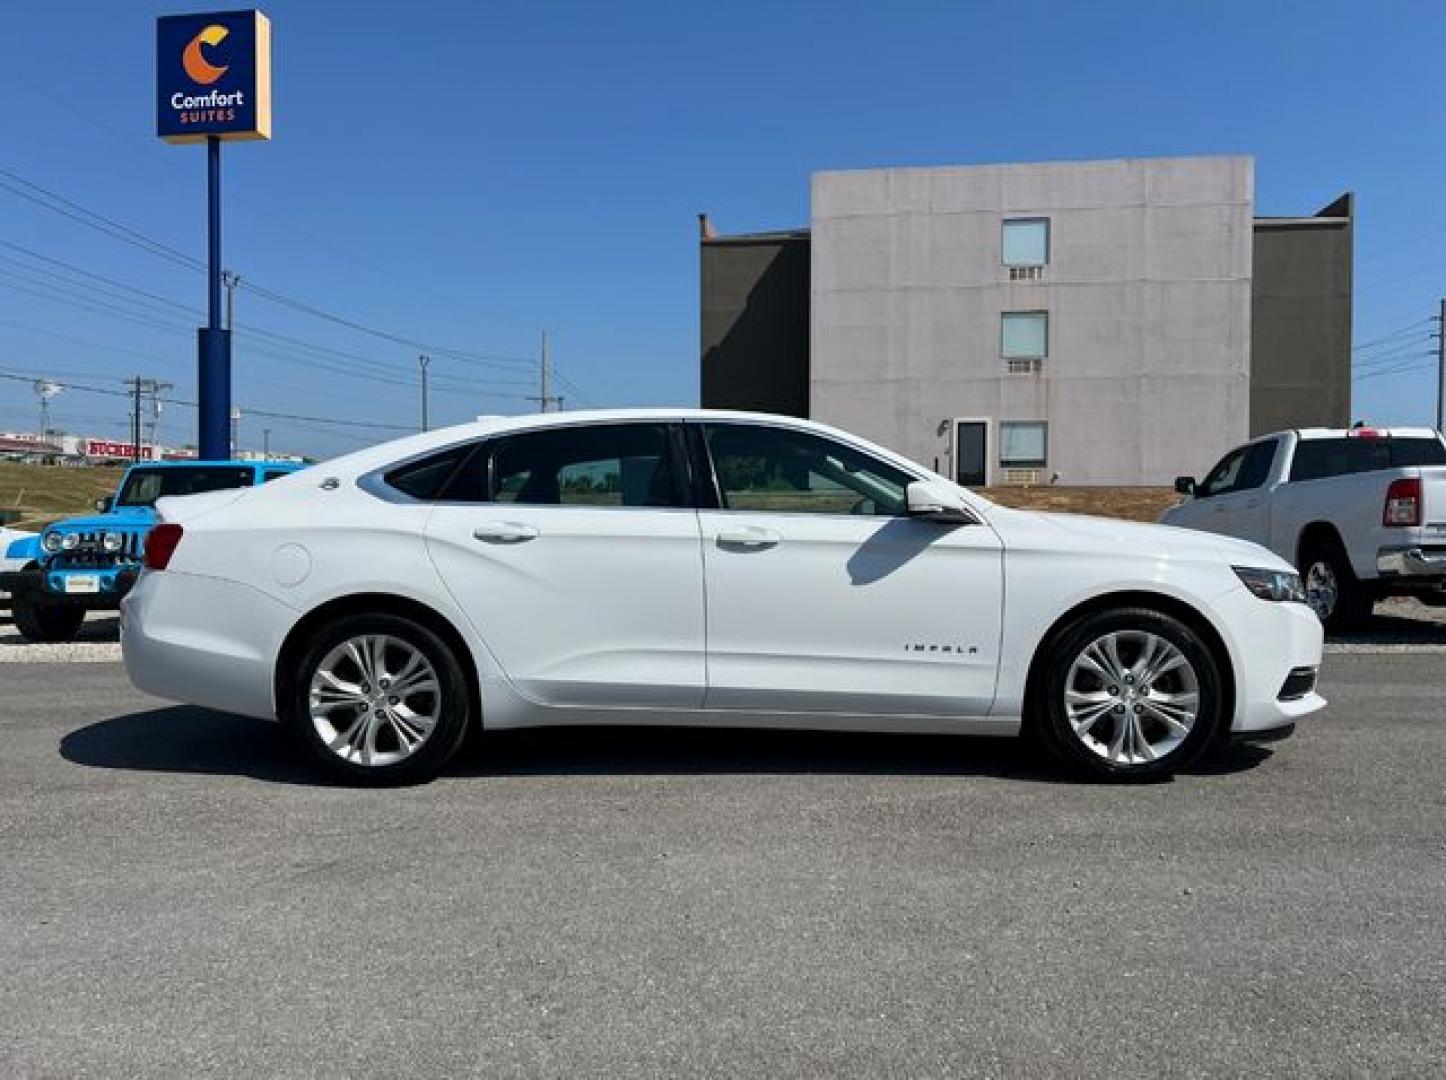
[419, 354, 431, 432]
[131, 376, 142, 462]
[526, 331, 561, 413]
[1438, 298, 1445, 433]
[230, 406, 242, 458]
[126, 378, 172, 460]
[263, 428, 271, 461]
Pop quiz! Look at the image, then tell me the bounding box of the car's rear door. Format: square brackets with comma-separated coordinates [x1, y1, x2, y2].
[423, 421, 706, 709]
[693, 420, 1004, 718]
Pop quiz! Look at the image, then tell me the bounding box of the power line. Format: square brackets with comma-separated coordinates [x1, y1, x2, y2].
[0, 368, 416, 433]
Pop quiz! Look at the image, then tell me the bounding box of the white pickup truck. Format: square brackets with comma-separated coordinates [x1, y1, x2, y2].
[1160, 427, 1446, 628]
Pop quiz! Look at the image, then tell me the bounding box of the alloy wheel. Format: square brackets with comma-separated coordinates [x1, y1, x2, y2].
[1304, 560, 1338, 621]
[308, 634, 441, 767]
[1063, 630, 1201, 766]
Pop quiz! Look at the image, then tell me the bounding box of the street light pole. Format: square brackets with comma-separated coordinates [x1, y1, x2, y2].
[419, 354, 431, 432]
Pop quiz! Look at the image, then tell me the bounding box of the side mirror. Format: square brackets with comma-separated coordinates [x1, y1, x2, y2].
[1173, 476, 1196, 496]
[95, 495, 114, 513]
[905, 480, 976, 525]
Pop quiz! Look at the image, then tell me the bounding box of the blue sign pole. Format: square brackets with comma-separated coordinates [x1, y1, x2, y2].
[157, 10, 270, 460]
[197, 135, 230, 459]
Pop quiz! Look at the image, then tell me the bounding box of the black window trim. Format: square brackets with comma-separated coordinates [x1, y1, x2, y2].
[363, 418, 697, 511]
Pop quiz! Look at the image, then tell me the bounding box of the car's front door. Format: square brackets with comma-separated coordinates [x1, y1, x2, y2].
[423, 421, 705, 709]
[1183, 439, 1277, 544]
[695, 421, 1004, 717]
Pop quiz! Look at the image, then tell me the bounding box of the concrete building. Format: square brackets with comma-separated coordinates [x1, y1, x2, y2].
[700, 155, 1352, 486]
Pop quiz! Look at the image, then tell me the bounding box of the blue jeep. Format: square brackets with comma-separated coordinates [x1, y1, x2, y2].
[1, 459, 303, 642]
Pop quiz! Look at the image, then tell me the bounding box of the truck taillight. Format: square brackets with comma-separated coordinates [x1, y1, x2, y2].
[1383, 478, 1422, 527]
[144, 524, 184, 570]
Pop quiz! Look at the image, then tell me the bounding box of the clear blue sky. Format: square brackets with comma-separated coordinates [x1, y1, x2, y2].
[2, 0, 1444, 459]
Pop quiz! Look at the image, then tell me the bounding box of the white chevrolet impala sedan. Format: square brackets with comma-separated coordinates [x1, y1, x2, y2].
[121, 410, 1325, 784]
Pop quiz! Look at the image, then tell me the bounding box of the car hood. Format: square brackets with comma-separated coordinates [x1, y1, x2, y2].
[992, 507, 1294, 572]
[43, 512, 153, 534]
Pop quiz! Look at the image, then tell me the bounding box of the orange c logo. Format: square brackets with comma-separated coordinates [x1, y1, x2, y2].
[182, 24, 229, 85]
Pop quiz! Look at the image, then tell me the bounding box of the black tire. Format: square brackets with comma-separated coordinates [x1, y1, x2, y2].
[11, 598, 86, 643]
[280, 612, 472, 786]
[1030, 606, 1226, 783]
[1299, 536, 1372, 632]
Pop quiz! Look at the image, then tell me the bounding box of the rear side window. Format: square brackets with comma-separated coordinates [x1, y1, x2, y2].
[1389, 437, 1446, 469]
[487, 423, 685, 508]
[1289, 438, 1390, 482]
[384, 445, 475, 500]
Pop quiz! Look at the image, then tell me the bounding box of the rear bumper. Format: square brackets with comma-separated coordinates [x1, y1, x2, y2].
[1376, 546, 1446, 583]
[121, 570, 295, 720]
[0, 567, 136, 607]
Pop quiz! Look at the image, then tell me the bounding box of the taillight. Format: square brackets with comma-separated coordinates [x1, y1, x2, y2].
[1383, 478, 1422, 527]
[144, 524, 184, 570]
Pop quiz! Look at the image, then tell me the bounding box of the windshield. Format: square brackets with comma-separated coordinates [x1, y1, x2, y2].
[115, 466, 254, 508]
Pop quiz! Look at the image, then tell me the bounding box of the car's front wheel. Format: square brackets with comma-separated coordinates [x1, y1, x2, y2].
[1033, 607, 1225, 782]
[281, 613, 472, 785]
[11, 598, 86, 643]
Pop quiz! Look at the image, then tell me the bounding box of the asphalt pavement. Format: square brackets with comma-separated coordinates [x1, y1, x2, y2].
[1, 654, 1443, 1077]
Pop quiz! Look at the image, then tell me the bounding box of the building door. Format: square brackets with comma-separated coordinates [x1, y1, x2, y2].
[955, 421, 988, 487]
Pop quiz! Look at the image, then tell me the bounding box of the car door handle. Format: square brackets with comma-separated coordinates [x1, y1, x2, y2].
[472, 521, 539, 544]
[717, 526, 781, 549]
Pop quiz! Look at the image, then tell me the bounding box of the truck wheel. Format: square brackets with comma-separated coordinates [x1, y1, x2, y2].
[11, 598, 87, 643]
[1300, 538, 1372, 631]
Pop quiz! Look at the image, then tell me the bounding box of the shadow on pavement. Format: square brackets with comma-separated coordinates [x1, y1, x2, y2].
[61, 706, 1273, 786]
[1329, 610, 1446, 646]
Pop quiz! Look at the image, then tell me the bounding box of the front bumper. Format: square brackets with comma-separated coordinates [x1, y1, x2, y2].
[0, 566, 137, 607]
[1212, 586, 1327, 734]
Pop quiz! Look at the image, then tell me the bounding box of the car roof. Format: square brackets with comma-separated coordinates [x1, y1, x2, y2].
[1289, 427, 1442, 440]
[125, 459, 304, 469]
[315, 408, 934, 485]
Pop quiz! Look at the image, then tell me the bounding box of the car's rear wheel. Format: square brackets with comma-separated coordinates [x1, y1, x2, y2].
[1300, 537, 1372, 631]
[1033, 607, 1225, 782]
[11, 598, 86, 643]
[281, 613, 471, 785]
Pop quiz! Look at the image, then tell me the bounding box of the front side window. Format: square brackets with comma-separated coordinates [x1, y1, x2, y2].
[488, 423, 685, 508]
[704, 423, 913, 517]
[999, 422, 1048, 469]
[1199, 440, 1275, 498]
[115, 466, 255, 508]
[1001, 312, 1048, 359]
[1002, 218, 1049, 267]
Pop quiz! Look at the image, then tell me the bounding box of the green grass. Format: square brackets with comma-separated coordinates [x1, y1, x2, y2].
[0, 462, 125, 530]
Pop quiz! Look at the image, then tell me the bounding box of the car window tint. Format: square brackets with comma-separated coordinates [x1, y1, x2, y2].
[1198, 448, 1246, 498]
[704, 424, 912, 516]
[385, 445, 473, 500]
[262, 469, 292, 483]
[115, 467, 255, 507]
[1289, 438, 1391, 482]
[1388, 437, 1446, 469]
[487, 423, 684, 508]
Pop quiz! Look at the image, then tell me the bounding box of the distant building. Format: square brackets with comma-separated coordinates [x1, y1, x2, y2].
[700, 155, 1352, 486]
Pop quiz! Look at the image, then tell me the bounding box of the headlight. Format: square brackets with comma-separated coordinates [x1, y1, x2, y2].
[41, 531, 63, 553]
[1234, 566, 1306, 603]
[102, 531, 124, 553]
[60, 532, 80, 551]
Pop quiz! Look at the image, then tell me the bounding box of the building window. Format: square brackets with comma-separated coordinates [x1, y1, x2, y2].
[1000, 422, 1048, 469]
[1001, 312, 1048, 359]
[1003, 218, 1049, 267]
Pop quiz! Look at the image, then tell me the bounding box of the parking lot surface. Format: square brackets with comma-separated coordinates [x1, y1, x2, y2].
[1, 652, 1443, 1077]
